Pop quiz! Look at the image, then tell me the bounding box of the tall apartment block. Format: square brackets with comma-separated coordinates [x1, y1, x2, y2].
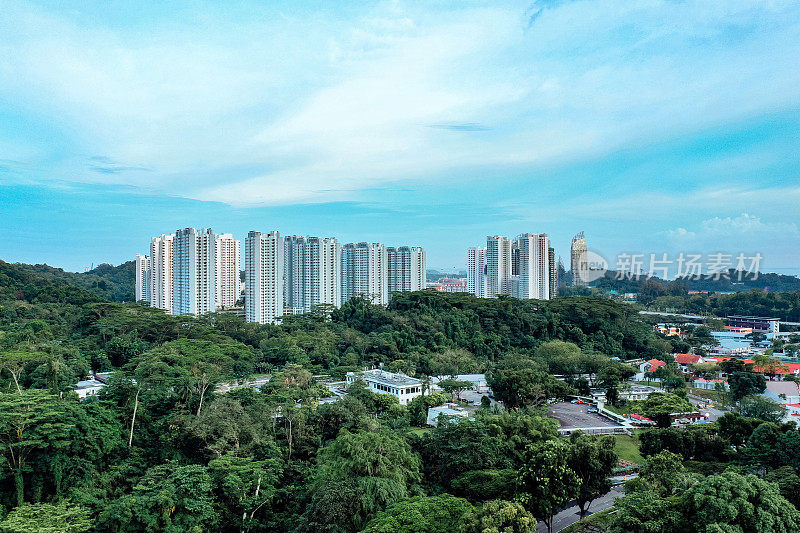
[245, 231, 284, 324]
[386, 246, 426, 298]
[215, 233, 241, 309]
[172, 228, 217, 316]
[467, 246, 486, 298]
[515, 233, 550, 300]
[149, 234, 174, 313]
[571, 232, 588, 286]
[284, 236, 342, 313]
[548, 246, 557, 298]
[485, 236, 512, 298]
[341, 242, 388, 306]
[134, 254, 151, 303]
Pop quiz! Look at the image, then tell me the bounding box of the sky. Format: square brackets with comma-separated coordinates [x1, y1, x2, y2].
[1, 0, 799, 275]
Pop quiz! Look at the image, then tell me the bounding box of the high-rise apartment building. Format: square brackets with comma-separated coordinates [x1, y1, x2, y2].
[571, 232, 588, 286]
[467, 247, 486, 298]
[341, 242, 388, 305]
[386, 246, 426, 298]
[135, 254, 151, 303]
[215, 233, 241, 309]
[245, 231, 284, 324]
[173, 228, 217, 316]
[548, 246, 557, 298]
[149, 234, 174, 313]
[485, 236, 512, 298]
[515, 233, 550, 300]
[284, 236, 342, 313]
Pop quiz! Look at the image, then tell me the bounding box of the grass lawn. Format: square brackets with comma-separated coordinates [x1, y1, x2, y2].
[613, 434, 644, 465]
[409, 427, 431, 437]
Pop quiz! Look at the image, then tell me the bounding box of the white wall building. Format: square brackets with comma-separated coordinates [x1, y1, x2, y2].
[485, 236, 512, 298]
[467, 246, 486, 298]
[134, 254, 151, 303]
[346, 369, 423, 405]
[149, 234, 174, 313]
[285, 236, 342, 313]
[245, 230, 284, 324]
[215, 233, 241, 309]
[173, 228, 217, 316]
[387, 246, 426, 298]
[515, 233, 550, 300]
[341, 242, 388, 305]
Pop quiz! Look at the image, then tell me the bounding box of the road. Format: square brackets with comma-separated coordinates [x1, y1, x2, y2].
[537, 486, 624, 532]
[687, 394, 727, 422]
[549, 401, 620, 429]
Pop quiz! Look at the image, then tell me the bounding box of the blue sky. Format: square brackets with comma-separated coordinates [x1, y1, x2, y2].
[1, 0, 799, 274]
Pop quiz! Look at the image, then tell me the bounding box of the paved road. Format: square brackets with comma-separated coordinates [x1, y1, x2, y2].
[687, 394, 727, 422]
[537, 486, 624, 532]
[549, 402, 620, 429]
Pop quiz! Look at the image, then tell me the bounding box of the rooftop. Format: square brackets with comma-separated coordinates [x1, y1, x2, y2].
[350, 369, 422, 387]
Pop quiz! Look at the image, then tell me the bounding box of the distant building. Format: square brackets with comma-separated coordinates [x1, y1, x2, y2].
[387, 246, 426, 298]
[245, 230, 284, 324]
[548, 247, 557, 298]
[467, 246, 486, 298]
[426, 404, 469, 426]
[514, 233, 550, 300]
[285, 236, 342, 312]
[173, 228, 218, 316]
[727, 316, 780, 335]
[74, 378, 106, 400]
[570, 232, 588, 286]
[486, 236, 512, 297]
[341, 242, 388, 306]
[215, 233, 241, 309]
[149, 234, 174, 313]
[346, 369, 423, 405]
[134, 254, 151, 303]
[763, 381, 800, 404]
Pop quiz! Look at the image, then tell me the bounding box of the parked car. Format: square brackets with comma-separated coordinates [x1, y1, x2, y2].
[571, 399, 579, 404]
[588, 406, 598, 413]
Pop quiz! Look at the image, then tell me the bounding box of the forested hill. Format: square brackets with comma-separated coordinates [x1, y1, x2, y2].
[588, 269, 800, 293]
[0, 259, 134, 302]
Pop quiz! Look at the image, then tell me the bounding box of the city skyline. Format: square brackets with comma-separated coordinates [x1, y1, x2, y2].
[1, 1, 799, 274]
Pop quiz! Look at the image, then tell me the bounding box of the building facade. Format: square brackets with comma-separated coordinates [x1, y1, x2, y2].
[341, 242, 388, 305]
[284, 235, 342, 313]
[245, 231, 284, 324]
[387, 246, 426, 298]
[515, 233, 550, 300]
[570, 231, 588, 286]
[467, 246, 486, 298]
[173, 228, 217, 316]
[485, 236, 512, 298]
[548, 246, 557, 298]
[135, 254, 151, 303]
[215, 233, 241, 309]
[149, 234, 174, 313]
[346, 369, 423, 406]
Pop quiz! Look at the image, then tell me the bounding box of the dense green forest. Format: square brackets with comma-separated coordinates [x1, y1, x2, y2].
[0, 260, 135, 303]
[2, 260, 800, 532]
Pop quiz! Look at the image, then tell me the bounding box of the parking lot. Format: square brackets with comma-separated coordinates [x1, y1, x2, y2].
[548, 401, 620, 429]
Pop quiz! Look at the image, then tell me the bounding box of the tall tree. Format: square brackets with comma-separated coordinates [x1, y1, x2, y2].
[516, 440, 579, 533]
[567, 432, 618, 517]
[0, 390, 73, 505]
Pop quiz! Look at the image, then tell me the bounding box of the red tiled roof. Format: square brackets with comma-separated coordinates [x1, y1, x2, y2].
[675, 353, 702, 364]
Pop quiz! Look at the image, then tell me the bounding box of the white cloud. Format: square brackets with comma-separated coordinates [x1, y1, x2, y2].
[1, 1, 800, 205]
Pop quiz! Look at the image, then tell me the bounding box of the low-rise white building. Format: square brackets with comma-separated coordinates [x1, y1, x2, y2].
[762, 381, 800, 405]
[430, 374, 489, 393]
[346, 369, 423, 405]
[75, 379, 106, 400]
[427, 404, 470, 426]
